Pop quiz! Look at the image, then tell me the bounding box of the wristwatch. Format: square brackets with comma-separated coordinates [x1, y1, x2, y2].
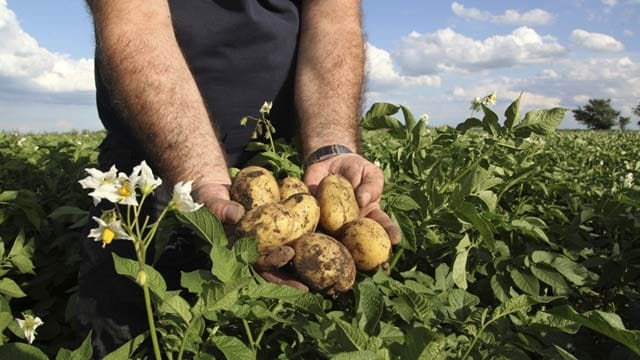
[304, 144, 353, 168]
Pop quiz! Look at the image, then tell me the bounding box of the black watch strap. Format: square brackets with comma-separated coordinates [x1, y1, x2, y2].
[304, 144, 354, 168]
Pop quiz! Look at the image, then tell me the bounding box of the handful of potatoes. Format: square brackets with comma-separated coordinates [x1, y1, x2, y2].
[230, 166, 392, 294]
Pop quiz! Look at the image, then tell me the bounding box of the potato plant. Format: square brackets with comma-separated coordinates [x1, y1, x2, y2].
[0, 98, 638, 359]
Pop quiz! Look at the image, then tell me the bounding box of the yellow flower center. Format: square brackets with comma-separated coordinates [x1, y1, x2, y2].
[102, 227, 116, 247]
[118, 181, 131, 199]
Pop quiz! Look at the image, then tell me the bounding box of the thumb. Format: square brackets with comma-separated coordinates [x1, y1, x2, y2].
[205, 198, 245, 224]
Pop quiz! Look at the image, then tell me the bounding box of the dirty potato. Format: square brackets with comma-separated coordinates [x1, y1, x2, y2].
[281, 193, 320, 240]
[293, 233, 356, 293]
[341, 218, 391, 271]
[279, 177, 309, 199]
[316, 174, 360, 236]
[230, 166, 280, 210]
[236, 203, 294, 254]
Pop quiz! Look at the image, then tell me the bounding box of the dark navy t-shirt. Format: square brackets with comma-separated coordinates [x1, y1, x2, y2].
[95, 0, 301, 167]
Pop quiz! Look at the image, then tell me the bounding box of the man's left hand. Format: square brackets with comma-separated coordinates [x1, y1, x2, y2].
[303, 153, 402, 245]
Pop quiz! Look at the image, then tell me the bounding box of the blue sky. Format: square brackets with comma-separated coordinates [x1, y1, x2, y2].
[1, 0, 639, 132]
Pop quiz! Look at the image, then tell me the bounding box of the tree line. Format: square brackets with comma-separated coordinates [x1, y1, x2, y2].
[573, 99, 640, 130]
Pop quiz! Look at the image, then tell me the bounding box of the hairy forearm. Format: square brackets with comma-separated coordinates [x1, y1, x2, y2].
[295, 0, 365, 158]
[88, 0, 229, 186]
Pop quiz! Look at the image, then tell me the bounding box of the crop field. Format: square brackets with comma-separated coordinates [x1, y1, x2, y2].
[0, 99, 639, 359]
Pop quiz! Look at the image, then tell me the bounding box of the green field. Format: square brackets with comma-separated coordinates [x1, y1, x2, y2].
[0, 100, 638, 359]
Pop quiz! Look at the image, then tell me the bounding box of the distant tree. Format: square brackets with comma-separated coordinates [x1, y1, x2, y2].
[634, 103, 640, 126]
[618, 116, 630, 131]
[572, 98, 620, 130]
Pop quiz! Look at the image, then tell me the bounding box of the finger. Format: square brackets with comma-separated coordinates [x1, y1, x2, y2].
[355, 166, 384, 207]
[255, 246, 295, 270]
[204, 198, 245, 224]
[303, 166, 327, 196]
[364, 207, 402, 245]
[260, 270, 309, 292]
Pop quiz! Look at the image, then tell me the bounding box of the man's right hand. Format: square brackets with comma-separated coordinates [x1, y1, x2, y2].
[192, 182, 245, 224]
[192, 182, 308, 291]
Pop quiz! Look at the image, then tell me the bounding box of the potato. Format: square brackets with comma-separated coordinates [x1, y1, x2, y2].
[341, 218, 391, 271]
[316, 174, 360, 236]
[293, 233, 356, 293]
[230, 166, 280, 210]
[279, 177, 309, 199]
[281, 193, 320, 240]
[236, 203, 294, 254]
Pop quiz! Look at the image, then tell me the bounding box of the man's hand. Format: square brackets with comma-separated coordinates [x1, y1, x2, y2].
[255, 247, 308, 292]
[304, 154, 402, 245]
[193, 183, 308, 291]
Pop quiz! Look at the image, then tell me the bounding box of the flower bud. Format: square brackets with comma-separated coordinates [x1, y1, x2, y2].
[136, 269, 147, 285]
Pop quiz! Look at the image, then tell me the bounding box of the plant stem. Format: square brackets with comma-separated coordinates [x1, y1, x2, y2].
[176, 318, 195, 360]
[143, 283, 162, 360]
[388, 247, 404, 272]
[242, 319, 256, 351]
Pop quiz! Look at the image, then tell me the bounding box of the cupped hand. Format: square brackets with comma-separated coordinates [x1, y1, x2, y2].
[303, 153, 402, 245]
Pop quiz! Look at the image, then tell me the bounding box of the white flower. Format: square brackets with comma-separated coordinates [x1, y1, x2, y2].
[34, 145, 39, 151]
[484, 92, 497, 106]
[259, 101, 273, 115]
[374, 160, 381, 168]
[16, 314, 44, 344]
[115, 172, 139, 206]
[170, 181, 203, 213]
[89, 215, 131, 248]
[623, 172, 634, 188]
[79, 166, 120, 205]
[17, 137, 26, 147]
[132, 161, 162, 195]
[599, 160, 604, 167]
[420, 113, 430, 125]
[470, 97, 482, 112]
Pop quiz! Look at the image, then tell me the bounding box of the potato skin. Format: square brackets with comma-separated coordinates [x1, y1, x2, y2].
[230, 166, 280, 210]
[341, 218, 391, 271]
[279, 177, 309, 199]
[281, 193, 320, 240]
[317, 174, 360, 236]
[236, 203, 294, 254]
[293, 233, 356, 293]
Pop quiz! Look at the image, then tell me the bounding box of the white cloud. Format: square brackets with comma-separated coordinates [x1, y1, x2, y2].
[563, 56, 638, 82]
[602, 0, 618, 6]
[451, 2, 554, 25]
[573, 94, 590, 103]
[570, 29, 624, 52]
[394, 27, 566, 75]
[623, 29, 634, 37]
[540, 69, 559, 79]
[0, 0, 94, 97]
[365, 43, 440, 90]
[451, 86, 465, 97]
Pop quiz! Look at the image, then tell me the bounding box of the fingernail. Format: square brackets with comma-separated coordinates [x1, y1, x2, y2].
[224, 206, 244, 223]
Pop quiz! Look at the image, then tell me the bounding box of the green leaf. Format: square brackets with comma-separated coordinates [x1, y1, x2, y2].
[7, 230, 35, 275]
[504, 93, 522, 130]
[455, 202, 495, 249]
[55, 332, 93, 360]
[514, 107, 567, 136]
[211, 335, 255, 360]
[531, 251, 591, 286]
[490, 275, 511, 303]
[0, 278, 27, 298]
[245, 282, 324, 315]
[456, 118, 482, 133]
[401, 105, 417, 131]
[331, 351, 378, 360]
[331, 317, 374, 352]
[393, 327, 447, 360]
[176, 207, 243, 283]
[474, 190, 497, 212]
[482, 105, 500, 136]
[510, 269, 540, 296]
[111, 253, 167, 299]
[548, 306, 640, 356]
[158, 294, 192, 323]
[181, 270, 215, 294]
[0, 191, 19, 203]
[530, 266, 570, 295]
[361, 103, 401, 130]
[355, 279, 384, 335]
[492, 294, 534, 321]
[103, 333, 147, 360]
[0, 343, 48, 360]
[452, 235, 471, 290]
[554, 345, 579, 360]
[391, 210, 416, 252]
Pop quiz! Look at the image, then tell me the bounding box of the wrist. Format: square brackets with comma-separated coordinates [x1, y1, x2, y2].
[304, 144, 354, 168]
